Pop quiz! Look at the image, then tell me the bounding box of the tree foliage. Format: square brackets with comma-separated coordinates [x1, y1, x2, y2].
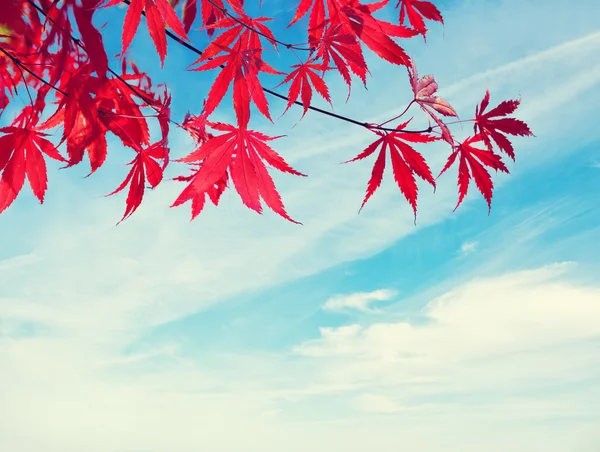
[0, 0, 533, 223]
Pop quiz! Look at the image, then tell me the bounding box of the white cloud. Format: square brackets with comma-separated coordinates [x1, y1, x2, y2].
[322, 289, 396, 313]
[459, 240, 478, 255]
[351, 393, 404, 413]
[294, 263, 600, 397]
[2, 263, 599, 452]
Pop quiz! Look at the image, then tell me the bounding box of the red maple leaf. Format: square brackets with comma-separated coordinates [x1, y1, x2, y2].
[288, 0, 327, 43]
[396, 0, 443, 35]
[0, 0, 28, 37]
[276, 58, 332, 119]
[202, 15, 277, 60]
[72, 0, 109, 78]
[0, 122, 66, 213]
[107, 141, 169, 222]
[344, 120, 438, 219]
[191, 42, 282, 127]
[165, 0, 243, 34]
[173, 122, 305, 223]
[172, 165, 228, 220]
[315, 23, 368, 98]
[340, 1, 417, 67]
[438, 134, 509, 212]
[101, 0, 189, 65]
[290, 0, 416, 67]
[474, 89, 534, 160]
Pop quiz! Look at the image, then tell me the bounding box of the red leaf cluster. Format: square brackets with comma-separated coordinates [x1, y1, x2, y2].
[0, 0, 532, 224]
[438, 91, 534, 211]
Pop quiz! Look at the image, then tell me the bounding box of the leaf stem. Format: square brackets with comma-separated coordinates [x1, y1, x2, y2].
[377, 100, 414, 127]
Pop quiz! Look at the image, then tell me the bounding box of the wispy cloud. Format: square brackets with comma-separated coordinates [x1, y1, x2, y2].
[295, 262, 600, 399]
[459, 240, 478, 256]
[322, 289, 397, 313]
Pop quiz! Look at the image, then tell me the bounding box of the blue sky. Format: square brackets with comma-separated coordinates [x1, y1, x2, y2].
[1, 0, 600, 451]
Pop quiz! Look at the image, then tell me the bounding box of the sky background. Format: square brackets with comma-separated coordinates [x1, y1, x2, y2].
[1, 0, 600, 451]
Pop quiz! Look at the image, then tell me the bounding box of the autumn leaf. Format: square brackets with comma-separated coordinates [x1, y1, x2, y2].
[287, 0, 327, 44]
[191, 42, 282, 127]
[202, 15, 277, 59]
[0, 124, 66, 213]
[315, 23, 368, 98]
[438, 134, 509, 212]
[407, 58, 457, 144]
[396, 0, 443, 36]
[107, 141, 169, 222]
[101, 0, 189, 65]
[344, 120, 438, 219]
[291, 0, 415, 66]
[172, 165, 228, 220]
[474, 89, 534, 160]
[72, 0, 109, 78]
[340, 2, 416, 67]
[275, 58, 332, 119]
[173, 122, 305, 223]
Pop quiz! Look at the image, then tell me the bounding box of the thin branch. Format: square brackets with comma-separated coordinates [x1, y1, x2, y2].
[116, 1, 431, 134]
[25, 0, 181, 126]
[204, 0, 314, 51]
[0, 45, 68, 96]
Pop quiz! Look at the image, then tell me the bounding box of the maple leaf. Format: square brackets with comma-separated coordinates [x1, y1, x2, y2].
[201, 0, 228, 35]
[182, 111, 210, 143]
[101, 0, 189, 65]
[97, 85, 151, 151]
[72, 0, 109, 78]
[396, 0, 443, 36]
[290, 0, 415, 66]
[181, 0, 200, 32]
[340, 2, 416, 67]
[152, 86, 171, 147]
[37, 64, 147, 174]
[202, 15, 276, 60]
[407, 59, 457, 144]
[0, 0, 28, 41]
[288, 0, 327, 44]
[344, 120, 438, 219]
[275, 58, 332, 119]
[0, 58, 17, 113]
[191, 42, 282, 127]
[40, 108, 109, 174]
[438, 134, 509, 212]
[474, 89, 534, 160]
[173, 122, 305, 223]
[315, 23, 368, 98]
[107, 141, 169, 222]
[0, 123, 66, 213]
[172, 166, 229, 219]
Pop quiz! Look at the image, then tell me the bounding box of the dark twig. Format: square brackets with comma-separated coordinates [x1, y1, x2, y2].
[0, 45, 68, 96]
[118, 0, 432, 134]
[25, 0, 181, 126]
[205, 0, 314, 51]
